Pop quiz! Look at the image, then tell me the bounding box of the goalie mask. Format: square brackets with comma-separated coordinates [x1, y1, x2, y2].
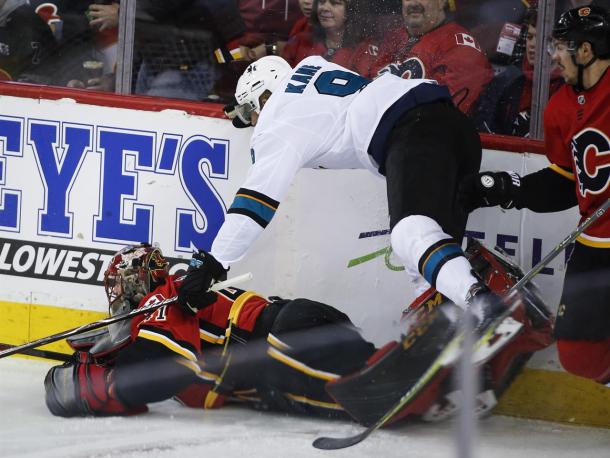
[234, 55, 292, 125]
[104, 243, 169, 316]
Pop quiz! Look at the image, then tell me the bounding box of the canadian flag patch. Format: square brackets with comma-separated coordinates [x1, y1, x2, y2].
[455, 33, 481, 51]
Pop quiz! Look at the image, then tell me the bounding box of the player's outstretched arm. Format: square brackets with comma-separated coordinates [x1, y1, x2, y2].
[458, 167, 577, 214]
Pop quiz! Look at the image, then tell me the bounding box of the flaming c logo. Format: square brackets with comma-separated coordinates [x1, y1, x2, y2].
[578, 7, 591, 17]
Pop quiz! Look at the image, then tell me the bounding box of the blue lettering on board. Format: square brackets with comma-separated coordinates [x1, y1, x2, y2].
[0, 116, 22, 231]
[29, 121, 92, 237]
[176, 136, 228, 252]
[93, 128, 155, 243]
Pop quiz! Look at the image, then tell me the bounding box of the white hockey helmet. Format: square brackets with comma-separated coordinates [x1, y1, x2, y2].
[234, 56, 292, 124]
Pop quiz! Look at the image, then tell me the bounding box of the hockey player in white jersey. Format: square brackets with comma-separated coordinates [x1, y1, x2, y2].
[179, 55, 502, 337]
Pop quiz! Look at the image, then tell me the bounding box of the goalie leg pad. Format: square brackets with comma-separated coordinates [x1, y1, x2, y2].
[44, 352, 147, 417]
[325, 303, 459, 426]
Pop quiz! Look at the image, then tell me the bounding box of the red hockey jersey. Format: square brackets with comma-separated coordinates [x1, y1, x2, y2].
[365, 21, 493, 115]
[134, 275, 269, 352]
[544, 69, 610, 246]
[132, 275, 270, 408]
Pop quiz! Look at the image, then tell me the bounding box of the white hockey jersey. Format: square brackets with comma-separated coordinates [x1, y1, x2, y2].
[211, 55, 445, 266]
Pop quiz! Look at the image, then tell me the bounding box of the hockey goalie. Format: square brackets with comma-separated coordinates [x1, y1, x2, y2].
[44, 240, 553, 427]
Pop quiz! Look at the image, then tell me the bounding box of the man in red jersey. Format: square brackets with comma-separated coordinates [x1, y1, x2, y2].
[361, 0, 493, 115]
[458, 5, 610, 385]
[44, 243, 376, 417]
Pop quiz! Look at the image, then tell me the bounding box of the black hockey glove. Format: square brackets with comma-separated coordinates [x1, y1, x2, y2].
[458, 171, 521, 213]
[224, 99, 252, 129]
[178, 250, 228, 315]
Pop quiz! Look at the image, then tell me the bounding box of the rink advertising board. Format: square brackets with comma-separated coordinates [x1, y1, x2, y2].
[0, 85, 579, 336]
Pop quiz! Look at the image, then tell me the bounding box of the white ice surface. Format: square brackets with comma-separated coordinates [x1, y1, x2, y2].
[1, 358, 608, 458]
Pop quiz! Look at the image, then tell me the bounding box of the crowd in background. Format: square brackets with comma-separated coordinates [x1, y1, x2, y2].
[1, 0, 609, 136]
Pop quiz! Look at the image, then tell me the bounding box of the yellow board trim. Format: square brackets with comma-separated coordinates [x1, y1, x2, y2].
[0, 300, 105, 358]
[496, 368, 610, 428]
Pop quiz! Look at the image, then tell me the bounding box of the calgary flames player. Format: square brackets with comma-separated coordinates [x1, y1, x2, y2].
[44, 243, 376, 417]
[459, 6, 610, 385]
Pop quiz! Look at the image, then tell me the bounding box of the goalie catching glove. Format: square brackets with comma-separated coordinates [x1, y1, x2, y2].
[458, 171, 522, 213]
[178, 250, 228, 315]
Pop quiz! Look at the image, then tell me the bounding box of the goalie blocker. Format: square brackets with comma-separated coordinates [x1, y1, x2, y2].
[326, 239, 554, 427]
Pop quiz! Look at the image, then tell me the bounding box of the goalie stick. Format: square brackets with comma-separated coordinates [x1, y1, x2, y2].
[0, 272, 253, 360]
[313, 197, 610, 450]
[0, 344, 71, 361]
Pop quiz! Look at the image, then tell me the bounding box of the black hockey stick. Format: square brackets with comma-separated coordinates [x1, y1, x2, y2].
[0, 272, 252, 360]
[0, 343, 71, 361]
[313, 198, 610, 450]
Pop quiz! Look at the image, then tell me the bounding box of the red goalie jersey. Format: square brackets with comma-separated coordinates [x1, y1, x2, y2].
[361, 21, 493, 115]
[544, 69, 610, 246]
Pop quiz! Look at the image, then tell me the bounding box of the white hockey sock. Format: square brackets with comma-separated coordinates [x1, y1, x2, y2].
[391, 215, 477, 308]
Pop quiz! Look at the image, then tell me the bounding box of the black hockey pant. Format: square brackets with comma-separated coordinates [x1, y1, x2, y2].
[252, 298, 377, 418]
[384, 101, 482, 240]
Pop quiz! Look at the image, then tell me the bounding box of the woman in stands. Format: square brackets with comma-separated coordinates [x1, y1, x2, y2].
[281, 0, 374, 69]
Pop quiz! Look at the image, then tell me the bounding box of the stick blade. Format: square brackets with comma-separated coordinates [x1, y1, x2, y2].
[312, 430, 369, 450]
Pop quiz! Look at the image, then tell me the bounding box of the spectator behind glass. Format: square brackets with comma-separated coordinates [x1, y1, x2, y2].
[30, 1, 117, 90]
[452, 0, 527, 68]
[0, 0, 57, 83]
[281, 0, 373, 68]
[64, 1, 118, 91]
[289, 0, 313, 38]
[134, 0, 245, 102]
[238, 0, 302, 61]
[474, 9, 563, 137]
[364, 0, 493, 116]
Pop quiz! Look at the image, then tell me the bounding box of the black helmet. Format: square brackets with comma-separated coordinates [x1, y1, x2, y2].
[552, 5, 610, 58]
